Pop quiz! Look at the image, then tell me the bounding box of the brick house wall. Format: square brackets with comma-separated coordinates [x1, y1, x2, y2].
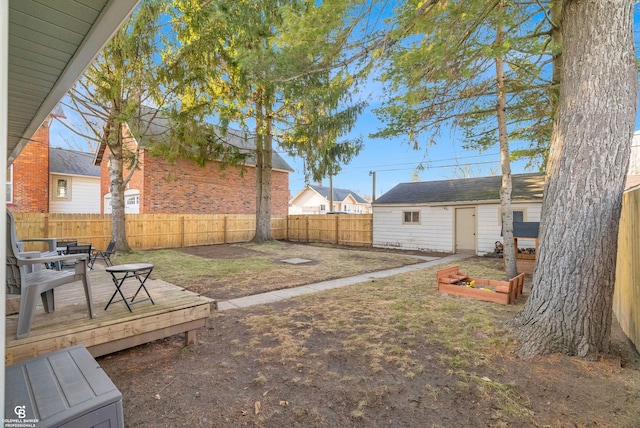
[99, 146, 290, 215]
[98, 150, 109, 214]
[142, 155, 289, 215]
[99, 136, 146, 213]
[9, 120, 50, 213]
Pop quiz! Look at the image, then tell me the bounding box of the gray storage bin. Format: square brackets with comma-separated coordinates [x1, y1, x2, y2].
[5, 345, 124, 428]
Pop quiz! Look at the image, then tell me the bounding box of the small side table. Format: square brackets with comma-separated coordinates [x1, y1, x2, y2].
[105, 263, 155, 312]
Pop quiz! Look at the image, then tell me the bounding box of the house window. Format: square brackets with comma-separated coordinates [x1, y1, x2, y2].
[6, 166, 13, 203]
[126, 196, 139, 206]
[53, 176, 71, 200]
[403, 211, 420, 224]
[320, 204, 326, 211]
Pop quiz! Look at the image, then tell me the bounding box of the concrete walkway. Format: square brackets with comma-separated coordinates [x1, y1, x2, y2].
[217, 253, 473, 311]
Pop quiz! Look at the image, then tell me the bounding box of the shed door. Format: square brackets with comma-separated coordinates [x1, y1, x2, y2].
[455, 207, 476, 254]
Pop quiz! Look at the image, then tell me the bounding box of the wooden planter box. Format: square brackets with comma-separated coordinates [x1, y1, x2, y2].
[436, 266, 524, 305]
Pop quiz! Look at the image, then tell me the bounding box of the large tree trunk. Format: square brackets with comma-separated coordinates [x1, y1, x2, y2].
[513, 0, 637, 359]
[108, 122, 131, 253]
[252, 95, 273, 243]
[108, 152, 131, 253]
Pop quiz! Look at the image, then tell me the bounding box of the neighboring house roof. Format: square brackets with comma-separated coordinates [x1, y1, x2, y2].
[7, 0, 139, 163]
[309, 184, 368, 204]
[50, 147, 100, 177]
[374, 173, 545, 205]
[94, 106, 294, 172]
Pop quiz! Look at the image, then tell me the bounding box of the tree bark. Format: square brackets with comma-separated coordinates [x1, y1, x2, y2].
[512, 0, 637, 359]
[252, 92, 273, 243]
[495, 2, 518, 280]
[108, 122, 131, 253]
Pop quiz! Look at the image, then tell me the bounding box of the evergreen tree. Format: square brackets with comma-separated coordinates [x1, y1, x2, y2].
[374, 0, 553, 277]
[163, 0, 369, 242]
[61, 0, 168, 252]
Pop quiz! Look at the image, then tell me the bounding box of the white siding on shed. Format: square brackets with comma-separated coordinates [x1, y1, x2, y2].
[373, 205, 453, 252]
[476, 203, 541, 255]
[374, 202, 542, 255]
[49, 175, 100, 214]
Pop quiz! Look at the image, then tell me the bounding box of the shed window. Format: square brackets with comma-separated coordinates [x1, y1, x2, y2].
[403, 211, 420, 224]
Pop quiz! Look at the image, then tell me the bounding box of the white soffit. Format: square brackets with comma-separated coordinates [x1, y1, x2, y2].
[7, 0, 140, 162]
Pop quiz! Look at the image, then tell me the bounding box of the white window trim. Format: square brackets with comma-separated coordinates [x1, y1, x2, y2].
[402, 210, 421, 225]
[52, 175, 72, 201]
[126, 195, 139, 206]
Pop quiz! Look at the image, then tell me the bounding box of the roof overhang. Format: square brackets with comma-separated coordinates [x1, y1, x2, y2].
[372, 199, 542, 208]
[8, 0, 140, 163]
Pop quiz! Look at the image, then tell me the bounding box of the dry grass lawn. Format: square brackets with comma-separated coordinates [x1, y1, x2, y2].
[111, 241, 430, 300]
[99, 243, 640, 427]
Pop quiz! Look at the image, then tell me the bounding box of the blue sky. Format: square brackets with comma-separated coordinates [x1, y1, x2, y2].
[49, 99, 537, 201]
[279, 106, 538, 201]
[49, 3, 640, 202]
[283, 3, 640, 199]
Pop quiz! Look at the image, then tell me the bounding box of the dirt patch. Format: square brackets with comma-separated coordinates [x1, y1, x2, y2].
[181, 245, 265, 259]
[98, 252, 640, 427]
[114, 242, 423, 301]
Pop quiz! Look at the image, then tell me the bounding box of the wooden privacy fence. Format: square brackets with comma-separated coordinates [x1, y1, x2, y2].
[12, 213, 373, 252]
[13, 213, 289, 251]
[614, 186, 640, 352]
[11, 205, 640, 350]
[288, 214, 373, 246]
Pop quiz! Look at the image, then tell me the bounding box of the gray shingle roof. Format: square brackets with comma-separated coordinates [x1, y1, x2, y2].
[50, 147, 100, 177]
[310, 184, 368, 204]
[132, 107, 294, 172]
[373, 173, 545, 205]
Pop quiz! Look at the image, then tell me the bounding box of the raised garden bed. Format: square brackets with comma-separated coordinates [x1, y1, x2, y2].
[436, 266, 524, 305]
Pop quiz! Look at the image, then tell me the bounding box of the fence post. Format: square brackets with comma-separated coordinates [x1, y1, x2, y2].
[305, 216, 309, 243]
[181, 216, 185, 247]
[335, 215, 339, 245]
[224, 216, 228, 244]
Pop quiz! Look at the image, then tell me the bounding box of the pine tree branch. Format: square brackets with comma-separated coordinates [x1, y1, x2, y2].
[534, 0, 557, 29]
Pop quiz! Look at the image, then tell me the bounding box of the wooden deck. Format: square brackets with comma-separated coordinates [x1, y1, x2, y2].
[6, 269, 215, 366]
